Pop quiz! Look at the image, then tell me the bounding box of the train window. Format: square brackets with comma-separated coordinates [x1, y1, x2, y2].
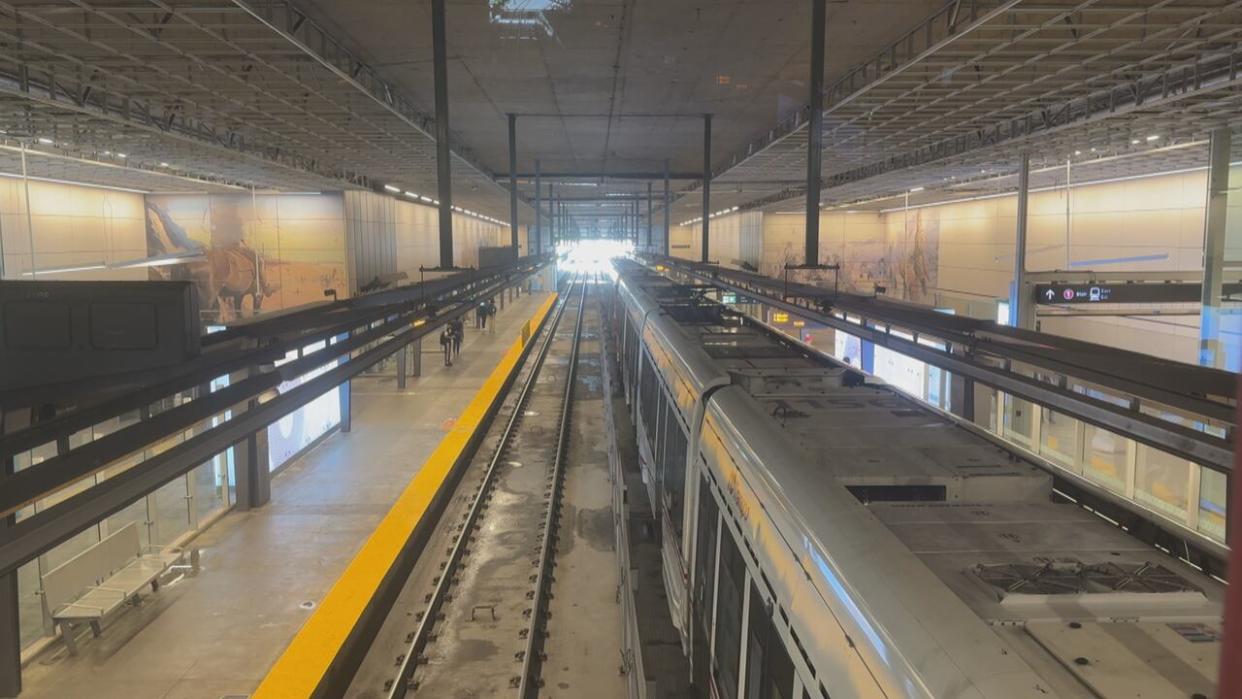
[713, 528, 746, 699]
[640, 354, 658, 445]
[662, 410, 689, 541]
[693, 474, 720, 625]
[651, 394, 666, 498]
[744, 582, 795, 699]
[693, 474, 720, 692]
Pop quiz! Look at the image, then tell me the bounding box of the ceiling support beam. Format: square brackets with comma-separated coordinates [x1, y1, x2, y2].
[702, 114, 712, 263]
[508, 113, 519, 250]
[498, 171, 701, 181]
[1011, 152, 1032, 329]
[432, 0, 454, 268]
[663, 160, 671, 257]
[0, 452, 18, 696]
[1199, 127, 1231, 369]
[805, 0, 826, 266]
[534, 159, 542, 256]
[647, 182, 653, 250]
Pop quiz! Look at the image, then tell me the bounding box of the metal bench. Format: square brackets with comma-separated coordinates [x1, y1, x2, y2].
[40, 522, 182, 655]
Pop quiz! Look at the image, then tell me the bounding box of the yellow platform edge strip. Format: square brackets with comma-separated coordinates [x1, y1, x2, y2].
[254, 292, 558, 699]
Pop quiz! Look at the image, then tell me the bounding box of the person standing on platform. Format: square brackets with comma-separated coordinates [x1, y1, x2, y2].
[451, 318, 463, 357]
[440, 327, 453, 367]
[485, 299, 497, 333]
[476, 300, 486, 329]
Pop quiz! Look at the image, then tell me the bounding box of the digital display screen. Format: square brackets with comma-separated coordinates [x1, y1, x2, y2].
[267, 340, 341, 471]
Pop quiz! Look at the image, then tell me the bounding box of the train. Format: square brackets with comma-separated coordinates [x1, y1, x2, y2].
[608, 258, 1223, 699]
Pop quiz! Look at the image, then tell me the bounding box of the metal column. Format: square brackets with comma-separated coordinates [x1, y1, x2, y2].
[805, 0, 826, 266]
[234, 429, 272, 510]
[663, 159, 671, 257]
[534, 160, 542, 255]
[339, 379, 352, 434]
[0, 451, 18, 698]
[702, 114, 712, 263]
[432, 0, 454, 268]
[1200, 128, 1231, 369]
[633, 200, 639, 246]
[1010, 153, 1032, 329]
[647, 182, 653, 250]
[397, 347, 407, 392]
[508, 113, 519, 251]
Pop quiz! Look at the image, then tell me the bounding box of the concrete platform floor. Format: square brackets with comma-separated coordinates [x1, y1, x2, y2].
[17, 289, 551, 699]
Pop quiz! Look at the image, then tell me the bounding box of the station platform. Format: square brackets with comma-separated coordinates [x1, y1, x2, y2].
[16, 289, 553, 699]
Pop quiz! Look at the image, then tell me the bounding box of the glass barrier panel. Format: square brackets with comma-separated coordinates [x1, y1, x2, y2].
[41, 527, 101, 571]
[17, 560, 44, 648]
[153, 476, 192, 546]
[1198, 467, 1228, 543]
[1134, 445, 1193, 524]
[106, 497, 152, 551]
[1082, 424, 1130, 494]
[1039, 408, 1080, 470]
[1003, 394, 1037, 449]
[194, 455, 229, 524]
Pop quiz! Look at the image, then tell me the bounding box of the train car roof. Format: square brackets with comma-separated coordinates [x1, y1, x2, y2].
[617, 260, 1224, 698]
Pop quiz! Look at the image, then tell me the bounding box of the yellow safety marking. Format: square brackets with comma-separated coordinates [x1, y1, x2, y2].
[254, 292, 558, 699]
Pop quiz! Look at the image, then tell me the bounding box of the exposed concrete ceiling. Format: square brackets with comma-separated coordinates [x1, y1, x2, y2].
[0, 0, 1237, 239]
[298, 0, 948, 177]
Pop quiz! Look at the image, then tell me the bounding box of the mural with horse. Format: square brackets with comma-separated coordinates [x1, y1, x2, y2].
[144, 193, 348, 323]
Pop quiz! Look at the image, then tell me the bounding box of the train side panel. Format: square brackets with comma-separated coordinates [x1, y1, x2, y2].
[696, 387, 1054, 698]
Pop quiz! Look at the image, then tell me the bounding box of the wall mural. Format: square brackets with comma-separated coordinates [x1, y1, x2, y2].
[894, 209, 940, 304]
[766, 209, 939, 304]
[144, 194, 347, 322]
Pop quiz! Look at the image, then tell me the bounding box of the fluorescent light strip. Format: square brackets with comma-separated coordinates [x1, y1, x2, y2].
[20, 262, 107, 276]
[876, 161, 1242, 214]
[0, 144, 247, 191]
[0, 170, 149, 194]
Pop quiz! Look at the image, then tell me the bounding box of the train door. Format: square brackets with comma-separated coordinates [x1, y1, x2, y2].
[696, 477, 804, 699]
[691, 470, 720, 693]
[742, 581, 796, 699]
[712, 513, 747, 699]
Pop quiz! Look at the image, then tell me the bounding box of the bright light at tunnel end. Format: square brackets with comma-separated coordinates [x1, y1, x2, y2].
[556, 239, 632, 279]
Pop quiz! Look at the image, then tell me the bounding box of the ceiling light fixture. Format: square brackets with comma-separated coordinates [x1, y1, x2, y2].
[383, 184, 400, 193]
[37, 137, 53, 145]
[20, 262, 106, 276]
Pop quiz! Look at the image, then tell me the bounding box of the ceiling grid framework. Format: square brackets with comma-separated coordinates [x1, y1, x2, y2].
[676, 0, 1242, 223]
[0, 1, 1233, 233]
[0, 0, 520, 219]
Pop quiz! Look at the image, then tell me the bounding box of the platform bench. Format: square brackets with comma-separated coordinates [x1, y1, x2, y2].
[40, 522, 181, 655]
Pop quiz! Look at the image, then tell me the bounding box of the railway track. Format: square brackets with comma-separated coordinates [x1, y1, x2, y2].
[375, 275, 588, 699]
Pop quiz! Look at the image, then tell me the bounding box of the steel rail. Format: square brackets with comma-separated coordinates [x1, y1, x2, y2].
[386, 275, 582, 699]
[516, 278, 587, 699]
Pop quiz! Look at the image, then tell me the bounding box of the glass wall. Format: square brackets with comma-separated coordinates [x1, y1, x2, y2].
[10, 383, 237, 653]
